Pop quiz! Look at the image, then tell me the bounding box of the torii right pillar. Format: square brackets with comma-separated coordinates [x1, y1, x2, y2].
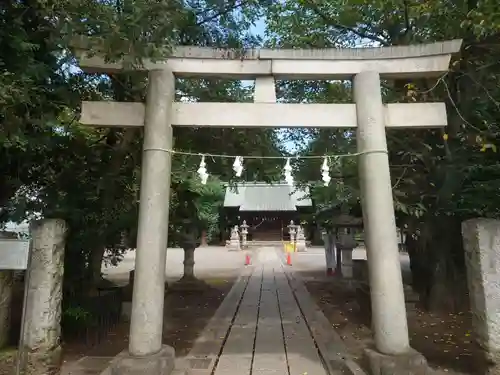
[354, 71, 427, 374]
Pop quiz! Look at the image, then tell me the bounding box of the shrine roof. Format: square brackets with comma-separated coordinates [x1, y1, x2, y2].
[223, 182, 312, 212]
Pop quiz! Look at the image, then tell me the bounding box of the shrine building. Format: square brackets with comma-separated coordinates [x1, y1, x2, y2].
[222, 182, 312, 241]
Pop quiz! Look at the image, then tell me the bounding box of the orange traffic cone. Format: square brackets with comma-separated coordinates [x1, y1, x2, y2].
[286, 253, 292, 266]
[245, 254, 251, 266]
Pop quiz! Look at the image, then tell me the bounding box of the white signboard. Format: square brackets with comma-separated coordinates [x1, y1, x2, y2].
[0, 239, 30, 270]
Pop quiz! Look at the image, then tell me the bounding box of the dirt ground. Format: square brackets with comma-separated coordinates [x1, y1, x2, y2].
[0, 277, 235, 374]
[0, 350, 15, 375]
[305, 277, 488, 375]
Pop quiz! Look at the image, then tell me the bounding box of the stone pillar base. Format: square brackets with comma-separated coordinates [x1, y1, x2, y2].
[363, 347, 430, 375]
[107, 346, 175, 375]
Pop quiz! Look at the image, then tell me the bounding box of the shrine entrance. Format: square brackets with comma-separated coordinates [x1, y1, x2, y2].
[74, 38, 462, 374]
[222, 182, 312, 242]
[244, 214, 284, 241]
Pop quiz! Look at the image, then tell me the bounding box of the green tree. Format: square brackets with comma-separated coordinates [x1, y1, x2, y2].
[266, 0, 500, 311]
[1, 0, 283, 303]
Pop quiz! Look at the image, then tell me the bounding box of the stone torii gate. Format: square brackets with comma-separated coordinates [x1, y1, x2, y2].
[75, 39, 461, 374]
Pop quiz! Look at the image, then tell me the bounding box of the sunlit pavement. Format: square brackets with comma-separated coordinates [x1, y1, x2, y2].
[101, 245, 411, 285]
[286, 246, 411, 280]
[102, 246, 247, 284]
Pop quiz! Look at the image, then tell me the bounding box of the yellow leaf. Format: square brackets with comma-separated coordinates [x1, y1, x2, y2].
[481, 143, 497, 152]
[443, 133, 449, 141]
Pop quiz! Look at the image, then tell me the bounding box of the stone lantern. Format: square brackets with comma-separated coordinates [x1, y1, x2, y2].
[240, 220, 249, 248]
[337, 229, 357, 279]
[228, 225, 240, 251]
[172, 218, 206, 291]
[296, 225, 307, 252]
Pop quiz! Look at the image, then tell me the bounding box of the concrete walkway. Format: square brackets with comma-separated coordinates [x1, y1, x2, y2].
[178, 247, 364, 375]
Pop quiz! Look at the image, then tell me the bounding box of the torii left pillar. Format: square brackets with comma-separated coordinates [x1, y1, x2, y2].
[112, 69, 176, 374]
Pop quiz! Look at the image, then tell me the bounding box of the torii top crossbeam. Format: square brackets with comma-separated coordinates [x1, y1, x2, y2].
[75, 39, 462, 79]
[75, 38, 462, 129]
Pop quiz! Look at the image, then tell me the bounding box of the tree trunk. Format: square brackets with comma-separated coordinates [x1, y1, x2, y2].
[407, 216, 467, 312]
[88, 246, 106, 290]
[406, 225, 430, 297]
[427, 254, 456, 312]
[427, 217, 468, 312]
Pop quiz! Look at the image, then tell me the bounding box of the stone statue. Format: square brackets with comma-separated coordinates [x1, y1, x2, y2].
[228, 225, 240, 251]
[231, 225, 239, 239]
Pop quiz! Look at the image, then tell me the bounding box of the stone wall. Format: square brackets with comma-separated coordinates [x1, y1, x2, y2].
[23, 219, 66, 375]
[462, 218, 500, 365]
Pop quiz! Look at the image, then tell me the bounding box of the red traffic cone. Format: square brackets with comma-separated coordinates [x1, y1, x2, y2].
[286, 253, 292, 266]
[245, 254, 251, 266]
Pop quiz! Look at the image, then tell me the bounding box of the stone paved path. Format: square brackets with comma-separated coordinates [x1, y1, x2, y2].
[179, 247, 364, 375]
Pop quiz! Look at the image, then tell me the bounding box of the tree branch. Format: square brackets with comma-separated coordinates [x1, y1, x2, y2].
[402, 0, 412, 36]
[303, 0, 389, 46]
[194, 0, 253, 27]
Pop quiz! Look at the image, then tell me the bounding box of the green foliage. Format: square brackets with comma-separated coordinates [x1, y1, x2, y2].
[63, 306, 91, 322]
[0, 0, 279, 304]
[266, 0, 500, 218]
[266, 0, 500, 310]
[169, 175, 225, 245]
